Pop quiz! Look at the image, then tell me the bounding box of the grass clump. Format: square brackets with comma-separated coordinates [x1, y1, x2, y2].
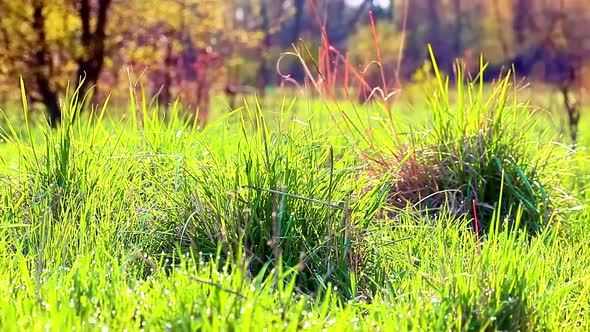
[177, 105, 368, 296]
[376, 53, 570, 235]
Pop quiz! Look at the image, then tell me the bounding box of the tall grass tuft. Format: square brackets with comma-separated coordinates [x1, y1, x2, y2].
[426, 50, 572, 234]
[175, 99, 377, 297]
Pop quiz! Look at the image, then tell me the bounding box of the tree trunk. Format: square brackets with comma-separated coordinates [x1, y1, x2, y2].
[36, 76, 62, 127]
[74, 0, 112, 110]
[330, 0, 372, 44]
[560, 67, 580, 146]
[29, 0, 112, 126]
[32, 0, 61, 127]
[291, 0, 305, 44]
[512, 0, 529, 46]
[388, 0, 395, 22]
[193, 48, 217, 126]
[426, 0, 446, 68]
[452, 0, 463, 55]
[157, 40, 174, 109]
[257, 1, 271, 98]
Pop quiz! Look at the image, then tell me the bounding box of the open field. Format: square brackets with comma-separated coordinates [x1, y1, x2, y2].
[1, 74, 590, 331]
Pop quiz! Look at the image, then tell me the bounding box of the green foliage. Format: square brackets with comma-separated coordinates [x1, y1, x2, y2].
[0, 78, 589, 330]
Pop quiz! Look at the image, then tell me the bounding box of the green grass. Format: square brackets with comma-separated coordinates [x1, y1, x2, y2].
[0, 74, 589, 331]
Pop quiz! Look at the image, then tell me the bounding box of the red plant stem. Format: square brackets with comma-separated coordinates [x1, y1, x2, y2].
[308, 0, 333, 98]
[344, 52, 350, 91]
[318, 47, 328, 95]
[332, 57, 338, 93]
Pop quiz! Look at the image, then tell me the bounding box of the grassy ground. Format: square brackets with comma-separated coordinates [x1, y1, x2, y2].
[1, 75, 589, 331]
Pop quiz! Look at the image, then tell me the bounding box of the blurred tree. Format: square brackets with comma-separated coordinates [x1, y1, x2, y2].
[135, 0, 267, 122]
[326, 0, 374, 44]
[0, 0, 113, 126]
[1, 0, 588, 127]
[0, 0, 264, 125]
[255, 0, 293, 97]
[485, 0, 590, 144]
[290, 0, 306, 44]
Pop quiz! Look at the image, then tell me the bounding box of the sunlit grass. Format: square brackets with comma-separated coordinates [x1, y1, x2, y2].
[0, 75, 589, 330]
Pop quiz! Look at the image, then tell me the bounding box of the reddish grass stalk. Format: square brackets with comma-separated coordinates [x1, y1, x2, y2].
[317, 7, 334, 96]
[344, 52, 350, 91]
[324, 46, 377, 99]
[331, 55, 339, 94]
[318, 47, 325, 95]
[301, 0, 411, 154]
